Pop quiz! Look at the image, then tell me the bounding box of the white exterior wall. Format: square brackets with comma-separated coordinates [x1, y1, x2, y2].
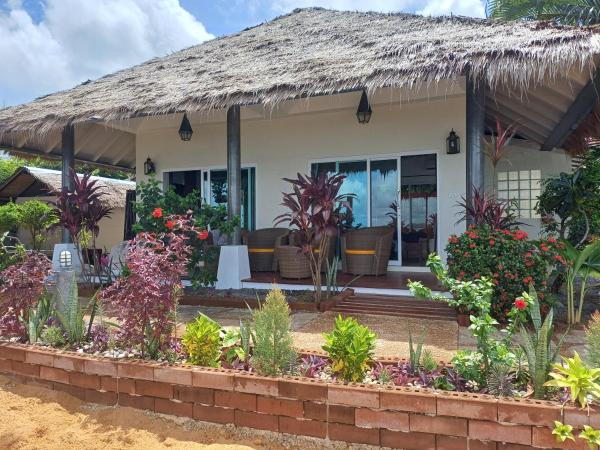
[484, 141, 572, 238]
[135, 84, 468, 265]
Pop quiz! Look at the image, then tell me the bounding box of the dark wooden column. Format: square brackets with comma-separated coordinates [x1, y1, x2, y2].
[227, 105, 241, 245]
[61, 123, 75, 243]
[465, 75, 485, 225]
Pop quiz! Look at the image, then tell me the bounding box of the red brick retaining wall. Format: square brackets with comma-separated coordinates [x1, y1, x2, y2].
[0, 342, 597, 449]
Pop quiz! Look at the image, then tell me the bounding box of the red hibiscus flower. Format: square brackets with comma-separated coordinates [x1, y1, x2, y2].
[513, 230, 528, 241]
[514, 298, 527, 310]
[489, 239, 495, 246]
[165, 220, 174, 230]
[548, 237, 557, 244]
[197, 230, 209, 241]
[152, 207, 163, 219]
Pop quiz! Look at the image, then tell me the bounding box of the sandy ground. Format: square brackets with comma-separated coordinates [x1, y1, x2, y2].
[176, 305, 459, 362]
[0, 375, 371, 450]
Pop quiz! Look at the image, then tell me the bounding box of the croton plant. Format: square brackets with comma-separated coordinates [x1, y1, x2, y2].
[445, 225, 563, 319]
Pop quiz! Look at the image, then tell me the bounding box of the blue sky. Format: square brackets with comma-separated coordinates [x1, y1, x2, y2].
[0, 0, 485, 107]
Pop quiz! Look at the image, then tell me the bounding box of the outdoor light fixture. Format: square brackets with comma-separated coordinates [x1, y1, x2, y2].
[356, 90, 372, 124]
[144, 157, 155, 175]
[446, 129, 460, 154]
[178, 112, 193, 141]
[59, 250, 72, 269]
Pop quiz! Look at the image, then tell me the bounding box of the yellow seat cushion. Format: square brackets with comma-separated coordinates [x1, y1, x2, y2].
[345, 249, 376, 255]
[248, 248, 275, 253]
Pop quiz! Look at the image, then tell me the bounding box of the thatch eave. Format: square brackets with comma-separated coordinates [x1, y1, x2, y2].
[0, 7, 599, 139]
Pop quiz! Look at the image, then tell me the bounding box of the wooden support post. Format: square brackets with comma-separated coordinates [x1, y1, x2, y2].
[465, 75, 485, 225]
[61, 123, 75, 243]
[227, 105, 241, 245]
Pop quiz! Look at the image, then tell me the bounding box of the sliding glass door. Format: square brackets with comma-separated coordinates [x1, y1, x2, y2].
[311, 153, 437, 267]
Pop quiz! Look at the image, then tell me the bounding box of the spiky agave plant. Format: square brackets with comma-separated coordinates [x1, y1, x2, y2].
[519, 286, 567, 399]
[486, 363, 516, 397]
[56, 275, 85, 346]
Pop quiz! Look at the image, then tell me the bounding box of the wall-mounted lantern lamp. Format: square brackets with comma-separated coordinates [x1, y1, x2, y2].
[446, 129, 460, 154]
[144, 157, 156, 175]
[356, 90, 372, 124]
[59, 250, 72, 270]
[178, 112, 193, 141]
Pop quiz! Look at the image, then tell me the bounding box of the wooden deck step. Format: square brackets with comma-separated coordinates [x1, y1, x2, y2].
[331, 294, 456, 320]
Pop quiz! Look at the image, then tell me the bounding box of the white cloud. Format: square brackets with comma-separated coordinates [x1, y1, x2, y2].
[417, 0, 485, 17]
[0, 0, 213, 107]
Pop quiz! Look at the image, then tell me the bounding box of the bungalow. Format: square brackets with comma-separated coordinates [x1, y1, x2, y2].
[0, 8, 598, 282]
[0, 166, 135, 252]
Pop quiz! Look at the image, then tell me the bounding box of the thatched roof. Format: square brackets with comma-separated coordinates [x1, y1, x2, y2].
[0, 167, 135, 209]
[0, 7, 599, 136]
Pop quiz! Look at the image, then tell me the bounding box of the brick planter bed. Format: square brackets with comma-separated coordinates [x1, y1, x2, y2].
[0, 342, 597, 449]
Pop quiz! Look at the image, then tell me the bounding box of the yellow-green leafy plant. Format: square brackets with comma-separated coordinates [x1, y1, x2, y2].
[252, 288, 296, 376]
[41, 325, 65, 347]
[552, 421, 575, 443]
[545, 352, 600, 408]
[579, 426, 600, 449]
[182, 314, 222, 367]
[322, 315, 377, 382]
[586, 312, 600, 368]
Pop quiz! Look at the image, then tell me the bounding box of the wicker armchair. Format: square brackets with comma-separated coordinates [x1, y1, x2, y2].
[341, 226, 395, 276]
[275, 245, 311, 279]
[275, 231, 336, 279]
[242, 228, 289, 272]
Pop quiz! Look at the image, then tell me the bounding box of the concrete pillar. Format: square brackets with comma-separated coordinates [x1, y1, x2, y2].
[227, 105, 241, 245]
[61, 123, 75, 243]
[465, 75, 486, 225]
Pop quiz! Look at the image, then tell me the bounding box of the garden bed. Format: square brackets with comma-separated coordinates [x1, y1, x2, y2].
[0, 342, 596, 449]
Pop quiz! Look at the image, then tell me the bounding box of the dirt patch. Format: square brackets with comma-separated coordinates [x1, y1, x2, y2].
[0, 376, 375, 450]
[293, 311, 459, 362]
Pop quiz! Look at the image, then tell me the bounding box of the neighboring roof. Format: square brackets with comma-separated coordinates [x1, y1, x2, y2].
[0, 167, 135, 209]
[0, 7, 599, 136]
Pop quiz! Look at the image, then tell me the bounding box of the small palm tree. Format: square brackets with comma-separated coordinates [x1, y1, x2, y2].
[487, 0, 600, 25]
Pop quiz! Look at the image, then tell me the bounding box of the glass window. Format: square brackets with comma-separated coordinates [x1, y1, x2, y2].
[497, 169, 541, 219]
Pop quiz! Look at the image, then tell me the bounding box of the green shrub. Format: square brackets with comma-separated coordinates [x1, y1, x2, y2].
[520, 287, 566, 399]
[322, 315, 377, 382]
[182, 314, 222, 367]
[252, 288, 296, 376]
[586, 312, 600, 368]
[41, 325, 65, 347]
[421, 349, 438, 372]
[445, 225, 559, 318]
[545, 352, 600, 408]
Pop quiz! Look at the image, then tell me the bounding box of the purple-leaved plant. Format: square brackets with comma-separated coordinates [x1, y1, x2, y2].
[100, 215, 195, 357]
[0, 252, 51, 340]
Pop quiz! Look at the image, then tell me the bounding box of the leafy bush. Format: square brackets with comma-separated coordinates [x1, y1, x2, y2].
[41, 325, 65, 347]
[252, 288, 296, 376]
[410, 254, 525, 388]
[0, 251, 51, 339]
[100, 215, 194, 356]
[182, 314, 222, 367]
[446, 225, 559, 319]
[537, 148, 600, 246]
[17, 200, 58, 251]
[585, 312, 600, 368]
[519, 287, 565, 399]
[322, 315, 377, 382]
[545, 352, 600, 408]
[0, 202, 21, 233]
[89, 324, 110, 353]
[134, 176, 238, 287]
